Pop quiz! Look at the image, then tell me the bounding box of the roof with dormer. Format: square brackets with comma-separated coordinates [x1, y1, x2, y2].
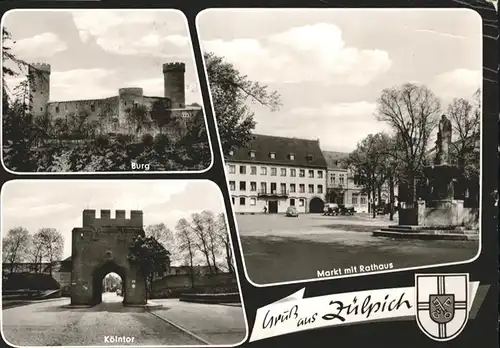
[225, 134, 327, 169]
[322, 150, 349, 170]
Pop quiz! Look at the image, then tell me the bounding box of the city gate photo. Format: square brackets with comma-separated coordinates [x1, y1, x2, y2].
[70, 209, 146, 306]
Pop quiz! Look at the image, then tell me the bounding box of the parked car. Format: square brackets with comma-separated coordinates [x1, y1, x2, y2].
[323, 203, 339, 216]
[339, 204, 356, 215]
[285, 206, 299, 217]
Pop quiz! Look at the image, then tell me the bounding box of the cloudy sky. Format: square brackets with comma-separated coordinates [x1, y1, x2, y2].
[2, 10, 202, 103]
[197, 9, 482, 152]
[2, 180, 225, 259]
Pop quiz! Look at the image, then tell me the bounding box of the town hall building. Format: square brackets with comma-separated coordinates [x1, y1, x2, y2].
[225, 134, 327, 214]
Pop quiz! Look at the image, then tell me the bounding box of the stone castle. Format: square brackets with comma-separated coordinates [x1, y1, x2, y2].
[28, 62, 201, 134]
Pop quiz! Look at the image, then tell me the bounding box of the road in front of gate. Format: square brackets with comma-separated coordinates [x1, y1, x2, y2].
[1, 292, 246, 346]
[236, 213, 479, 285]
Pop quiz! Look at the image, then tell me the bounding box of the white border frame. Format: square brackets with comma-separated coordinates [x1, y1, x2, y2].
[195, 7, 484, 288]
[0, 179, 249, 348]
[0, 9, 214, 175]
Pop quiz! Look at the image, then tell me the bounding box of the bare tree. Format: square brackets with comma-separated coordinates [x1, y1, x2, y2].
[36, 228, 64, 276]
[2, 227, 31, 275]
[28, 232, 45, 273]
[189, 212, 216, 274]
[215, 213, 235, 274]
[348, 133, 393, 217]
[375, 83, 441, 206]
[175, 218, 197, 288]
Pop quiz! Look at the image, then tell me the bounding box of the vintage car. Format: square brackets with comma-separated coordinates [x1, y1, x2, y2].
[339, 204, 356, 215]
[323, 203, 339, 216]
[285, 206, 299, 217]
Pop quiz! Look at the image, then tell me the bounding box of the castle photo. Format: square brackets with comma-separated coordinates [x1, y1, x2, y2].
[2, 10, 211, 173]
[28, 61, 202, 137]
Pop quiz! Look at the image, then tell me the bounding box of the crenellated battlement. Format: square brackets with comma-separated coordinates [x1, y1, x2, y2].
[163, 62, 185, 73]
[82, 209, 143, 228]
[118, 87, 143, 96]
[30, 62, 51, 73]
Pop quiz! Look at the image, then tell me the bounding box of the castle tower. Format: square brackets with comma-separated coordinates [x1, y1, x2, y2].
[163, 62, 185, 109]
[28, 63, 51, 118]
[118, 87, 144, 132]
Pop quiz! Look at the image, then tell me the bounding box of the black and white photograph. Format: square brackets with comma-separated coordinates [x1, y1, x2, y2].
[1, 9, 212, 173]
[197, 9, 482, 285]
[1, 180, 247, 346]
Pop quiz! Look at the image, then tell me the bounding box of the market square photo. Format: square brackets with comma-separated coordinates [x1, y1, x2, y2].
[198, 8, 482, 285]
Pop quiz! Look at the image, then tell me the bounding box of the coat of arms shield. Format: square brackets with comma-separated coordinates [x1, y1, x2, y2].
[415, 273, 469, 341]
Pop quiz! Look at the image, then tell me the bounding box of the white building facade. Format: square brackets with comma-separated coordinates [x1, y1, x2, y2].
[323, 151, 370, 212]
[226, 134, 328, 214]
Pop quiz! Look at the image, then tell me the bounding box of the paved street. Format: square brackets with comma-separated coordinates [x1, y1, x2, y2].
[236, 213, 479, 285]
[1, 292, 246, 346]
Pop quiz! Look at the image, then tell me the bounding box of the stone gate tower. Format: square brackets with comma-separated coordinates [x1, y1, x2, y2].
[28, 63, 51, 118]
[70, 209, 147, 306]
[163, 62, 185, 108]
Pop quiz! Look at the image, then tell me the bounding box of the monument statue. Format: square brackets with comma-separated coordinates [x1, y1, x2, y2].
[434, 114, 452, 165]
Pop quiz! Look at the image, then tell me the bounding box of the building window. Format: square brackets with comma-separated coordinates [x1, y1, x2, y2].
[239, 181, 246, 191]
[308, 170, 314, 178]
[260, 182, 267, 193]
[352, 196, 358, 205]
[289, 153, 295, 160]
[250, 166, 257, 175]
[280, 168, 286, 176]
[290, 184, 296, 193]
[290, 169, 296, 177]
[299, 184, 305, 193]
[91, 104, 96, 112]
[318, 171, 323, 179]
[55, 106, 60, 113]
[290, 198, 295, 206]
[307, 154, 314, 161]
[271, 168, 277, 176]
[231, 197, 235, 205]
[330, 174, 336, 184]
[299, 169, 305, 177]
[228, 165, 236, 174]
[250, 198, 256, 206]
[40, 107, 43, 111]
[339, 175, 345, 185]
[360, 196, 367, 205]
[229, 181, 235, 191]
[317, 185, 323, 194]
[299, 199, 305, 207]
[280, 183, 286, 194]
[250, 182, 257, 191]
[261, 167, 267, 175]
[239, 166, 246, 174]
[269, 152, 276, 159]
[249, 150, 256, 158]
[240, 197, 246, 205]
[308, 184, 314, 193]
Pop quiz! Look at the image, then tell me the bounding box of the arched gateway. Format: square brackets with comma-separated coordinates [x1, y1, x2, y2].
[70, 209, 146, 306]
[309, 197, 325, 213]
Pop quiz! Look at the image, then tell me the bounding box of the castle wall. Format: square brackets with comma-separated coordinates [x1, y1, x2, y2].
[70, 209, 146, 306]
[31, 61, 195, 138]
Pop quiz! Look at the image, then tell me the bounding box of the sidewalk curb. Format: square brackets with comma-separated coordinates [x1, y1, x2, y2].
[146, 309, 211, 345]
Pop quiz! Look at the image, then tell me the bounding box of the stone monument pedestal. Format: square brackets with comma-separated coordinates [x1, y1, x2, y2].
[373, 114, 478, 241]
